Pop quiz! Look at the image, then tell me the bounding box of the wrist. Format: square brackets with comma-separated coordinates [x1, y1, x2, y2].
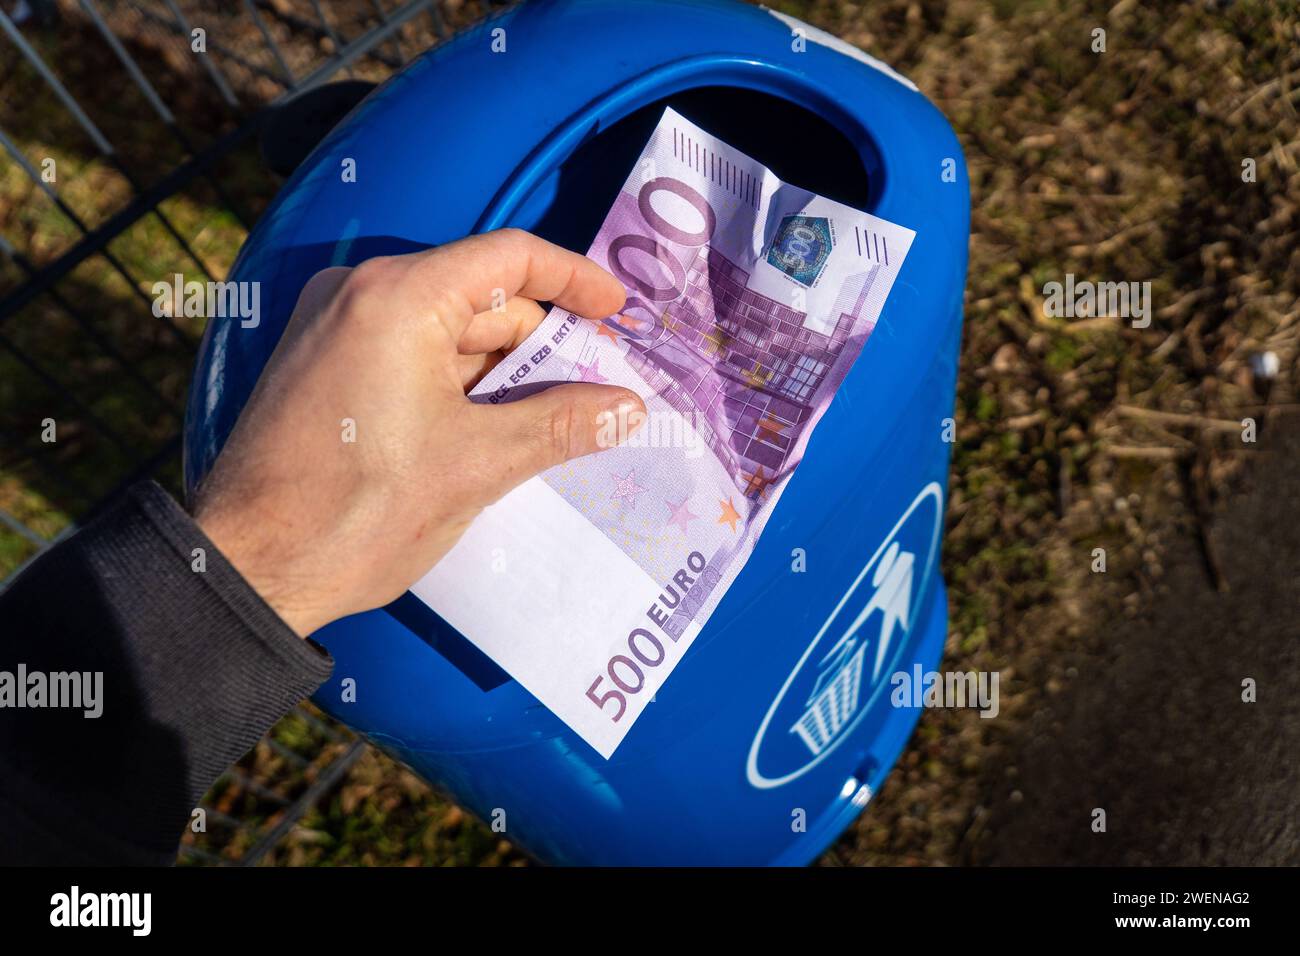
[193, 503, 328, 637]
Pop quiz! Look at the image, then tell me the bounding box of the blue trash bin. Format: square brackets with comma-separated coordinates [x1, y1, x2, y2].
[184, 0, 969, 865]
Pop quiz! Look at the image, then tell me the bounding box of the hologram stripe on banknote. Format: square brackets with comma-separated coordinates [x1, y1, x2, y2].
[410, 108, 916, 757]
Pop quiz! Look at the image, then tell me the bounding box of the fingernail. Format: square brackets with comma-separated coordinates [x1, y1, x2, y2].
[595, 397, 646, 448]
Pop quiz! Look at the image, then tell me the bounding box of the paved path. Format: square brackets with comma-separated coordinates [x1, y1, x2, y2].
[984, 416, 1300, 865]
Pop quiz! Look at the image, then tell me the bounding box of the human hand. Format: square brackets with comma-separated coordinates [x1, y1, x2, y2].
[193, 229, 645, 636]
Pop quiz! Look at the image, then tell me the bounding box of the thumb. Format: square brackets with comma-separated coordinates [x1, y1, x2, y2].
[471, 383, 646, 498]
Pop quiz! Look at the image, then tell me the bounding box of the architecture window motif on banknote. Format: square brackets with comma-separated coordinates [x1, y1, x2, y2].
[619, 246, 883, 503]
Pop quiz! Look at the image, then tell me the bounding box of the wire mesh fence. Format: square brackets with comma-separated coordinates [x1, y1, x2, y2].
[0, 0, 503, 864]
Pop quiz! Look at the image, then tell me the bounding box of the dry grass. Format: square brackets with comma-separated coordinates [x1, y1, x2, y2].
[800, 0, 1298, 865]
[2, 0, 1296, 865]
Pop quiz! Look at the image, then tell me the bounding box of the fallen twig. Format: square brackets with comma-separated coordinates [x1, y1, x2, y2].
[1116, 405, 1243, 433]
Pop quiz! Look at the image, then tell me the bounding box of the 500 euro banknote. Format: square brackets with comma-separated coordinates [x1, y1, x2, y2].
[411, 107, 915, 758]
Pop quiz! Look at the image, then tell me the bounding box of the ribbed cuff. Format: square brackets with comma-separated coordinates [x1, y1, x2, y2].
[0, 481, 333, 863]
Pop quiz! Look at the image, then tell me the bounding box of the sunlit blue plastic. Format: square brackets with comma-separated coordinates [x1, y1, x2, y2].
[184, 0, 969, 865]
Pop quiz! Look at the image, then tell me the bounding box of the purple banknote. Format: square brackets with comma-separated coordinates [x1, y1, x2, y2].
[411, 107, 915, 757]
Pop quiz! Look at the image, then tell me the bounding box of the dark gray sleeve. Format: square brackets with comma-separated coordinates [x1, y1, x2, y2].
[0, 481, 334, 865]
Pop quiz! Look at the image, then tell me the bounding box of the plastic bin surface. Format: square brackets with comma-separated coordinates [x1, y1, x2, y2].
[184, 0, 969, 865]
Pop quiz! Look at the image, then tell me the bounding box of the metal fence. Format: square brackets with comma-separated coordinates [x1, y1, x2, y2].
[0, 0, 498, 864]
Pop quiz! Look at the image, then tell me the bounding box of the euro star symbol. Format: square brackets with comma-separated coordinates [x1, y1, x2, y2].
[742, 362, 771, 389]
[576, 356, 608, 384]
[701, 329, 728, 356]
[741, 466, 772, 499]
[717, 496, 742, 532]
[600, 314, 653, 341]
[756, 414, 786, 441]
[665, 498, 699, 534]
[611, 470, 647, 505]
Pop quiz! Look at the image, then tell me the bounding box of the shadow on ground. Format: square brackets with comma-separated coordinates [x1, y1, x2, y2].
[977, 416, 1300, 865]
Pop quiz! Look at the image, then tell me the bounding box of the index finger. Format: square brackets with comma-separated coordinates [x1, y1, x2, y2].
[389, 229, 627, 342]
